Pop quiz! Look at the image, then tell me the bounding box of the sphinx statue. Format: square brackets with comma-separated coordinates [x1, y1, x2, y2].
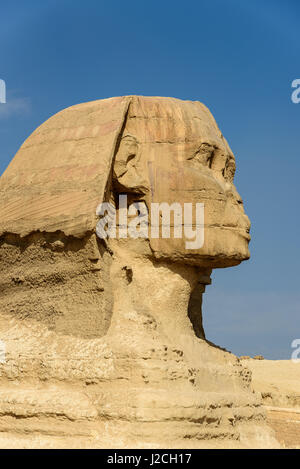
[0, 96, 279, 448]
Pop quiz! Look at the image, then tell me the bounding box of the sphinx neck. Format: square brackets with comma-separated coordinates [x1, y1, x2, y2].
[108, 242, 211, 346]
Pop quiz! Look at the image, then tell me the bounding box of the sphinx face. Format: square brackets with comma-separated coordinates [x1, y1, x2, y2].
[114, 97, 250, 268]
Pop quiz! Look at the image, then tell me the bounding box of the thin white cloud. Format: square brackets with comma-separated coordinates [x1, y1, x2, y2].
[0, 96, 31, 119]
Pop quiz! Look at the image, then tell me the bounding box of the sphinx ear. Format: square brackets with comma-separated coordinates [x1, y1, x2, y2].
[114, 134, 138, 179]
[113, 134, 148, 195]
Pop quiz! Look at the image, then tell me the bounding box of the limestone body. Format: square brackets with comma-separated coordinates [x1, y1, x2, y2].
[0, 96, 279, 448]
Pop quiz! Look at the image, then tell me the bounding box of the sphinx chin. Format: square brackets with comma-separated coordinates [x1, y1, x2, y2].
[150, 228, 250, 269]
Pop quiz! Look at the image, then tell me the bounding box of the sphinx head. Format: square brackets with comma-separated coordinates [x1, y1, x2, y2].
[111, 96, 250, 268]
[0, 95, 250, 338]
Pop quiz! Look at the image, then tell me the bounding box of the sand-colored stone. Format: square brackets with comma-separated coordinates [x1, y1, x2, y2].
[0, 96, 279, 448]
[242, 360, 300, 448]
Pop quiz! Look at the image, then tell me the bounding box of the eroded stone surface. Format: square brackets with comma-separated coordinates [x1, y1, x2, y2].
[241, 359, 300, 448]
[0, 96, 279, 448]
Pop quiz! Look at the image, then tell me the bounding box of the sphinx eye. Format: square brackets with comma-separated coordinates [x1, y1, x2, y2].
[192, 143, 214, 167]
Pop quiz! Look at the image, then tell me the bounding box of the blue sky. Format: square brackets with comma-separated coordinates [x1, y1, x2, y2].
[0, 0, 299, 358]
